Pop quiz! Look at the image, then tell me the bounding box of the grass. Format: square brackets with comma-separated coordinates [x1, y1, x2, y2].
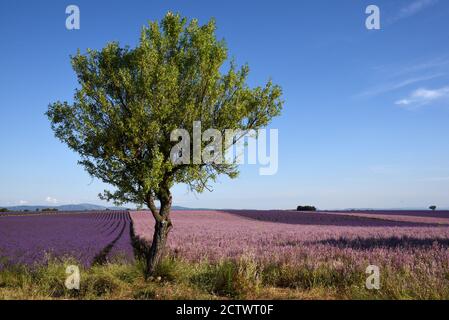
[1, 254, 449, 300]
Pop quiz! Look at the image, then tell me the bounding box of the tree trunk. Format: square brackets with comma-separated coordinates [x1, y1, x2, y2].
[145, 218, 172, 275]
[145, 189, 172, 276]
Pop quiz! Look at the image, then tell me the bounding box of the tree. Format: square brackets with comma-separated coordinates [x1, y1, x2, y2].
[46, 12, 283, 275]
[429, 205, 437, 211]
[296, 205, 316, 212]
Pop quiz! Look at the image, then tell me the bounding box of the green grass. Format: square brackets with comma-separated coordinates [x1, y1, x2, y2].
[1, 255, 449, 299]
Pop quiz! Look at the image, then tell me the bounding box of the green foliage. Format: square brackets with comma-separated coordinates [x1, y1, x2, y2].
[2, 257, 449, 299]
[149, 256, 181, 282]
[262, 262, 361, 290]
[46, 12, 283, 207]
[0, 208, 8, 212]
[429, 205, 437, 211]
[192, 255, 260, 298]
[133, 287, 157, 299]
[42, 208, 59, 212]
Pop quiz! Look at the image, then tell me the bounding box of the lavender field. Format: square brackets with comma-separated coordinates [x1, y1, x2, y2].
[2, 209, 449, 298]
[2, 209, 449, 269]
[0, 211, 134, 268]
[131, 210, 449, 263]
[130, 210, 449, 298]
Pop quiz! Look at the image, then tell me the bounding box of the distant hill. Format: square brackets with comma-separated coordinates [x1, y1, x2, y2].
[4, 204, 447, 212]
[4, 203, 129, 212]
[337, 207, 449, 211]
[134, 206, 211, 211]
[171, 206, 212, 211]
[2, 203, 214, 212]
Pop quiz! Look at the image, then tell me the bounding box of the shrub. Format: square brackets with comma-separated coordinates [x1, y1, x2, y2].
[262, 262, 362, 291]
[151, 257, 180, 282]
[296, 205, 317, 211]
[193, 255, 260, 298]
[90, 274, 119, 296]
[133, 287, 157, 299]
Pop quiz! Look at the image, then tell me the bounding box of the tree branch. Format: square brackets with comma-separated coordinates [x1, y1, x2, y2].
[146, 193, 163, 222]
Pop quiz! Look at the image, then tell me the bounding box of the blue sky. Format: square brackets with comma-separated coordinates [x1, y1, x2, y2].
[1, 0, 449, 209]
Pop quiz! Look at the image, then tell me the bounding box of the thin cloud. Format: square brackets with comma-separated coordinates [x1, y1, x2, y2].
[395, 86, 449, 107]
[388, 57, 449, 78]
[392, 0, 439, 22]
[356, 56, 449, 100]
[355, 73, 444, 98]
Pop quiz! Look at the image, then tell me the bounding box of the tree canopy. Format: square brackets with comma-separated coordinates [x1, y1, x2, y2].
[47, 12, 283, 274]
[47, 12, 283, 211]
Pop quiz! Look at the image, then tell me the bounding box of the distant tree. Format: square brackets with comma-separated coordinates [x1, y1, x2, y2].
[35, 208, 40, 212]
[46, 12, 283, 276]
[429, 205, 437, 211]
[42, 208, 58, 212]
[297, 205, 317, 212]
[0, 208, 8, 212]
[24, 209, 30, 212]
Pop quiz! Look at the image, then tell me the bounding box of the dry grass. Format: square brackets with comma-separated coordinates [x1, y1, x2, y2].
[1, 255, 448, 300]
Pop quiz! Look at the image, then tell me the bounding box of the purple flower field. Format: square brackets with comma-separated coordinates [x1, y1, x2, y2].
[2, 209, 449, 284]
[0, 211, 133, 268]
[131, 210, 449, 288]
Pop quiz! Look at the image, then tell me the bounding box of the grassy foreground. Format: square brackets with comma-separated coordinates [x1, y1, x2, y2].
[1, 255, 449, 300]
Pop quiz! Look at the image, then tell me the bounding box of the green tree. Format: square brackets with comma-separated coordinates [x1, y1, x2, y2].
[296, 205, 317, 212]
[429, 205, 437, 211]
[46, 13, 283, 275]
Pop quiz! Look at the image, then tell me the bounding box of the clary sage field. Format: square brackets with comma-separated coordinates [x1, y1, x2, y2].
[1, 210, 449, 299]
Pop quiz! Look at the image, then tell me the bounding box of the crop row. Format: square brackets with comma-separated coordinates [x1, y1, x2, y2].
[0, 211, 133, 268]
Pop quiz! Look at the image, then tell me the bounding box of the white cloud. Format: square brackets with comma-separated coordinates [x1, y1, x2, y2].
[45, 196, 58, 204]
[355, 73, 444, 98]
[395, 86, 449, 107]
[19, 200, 28, 205]
[394, 0, 439, 21]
